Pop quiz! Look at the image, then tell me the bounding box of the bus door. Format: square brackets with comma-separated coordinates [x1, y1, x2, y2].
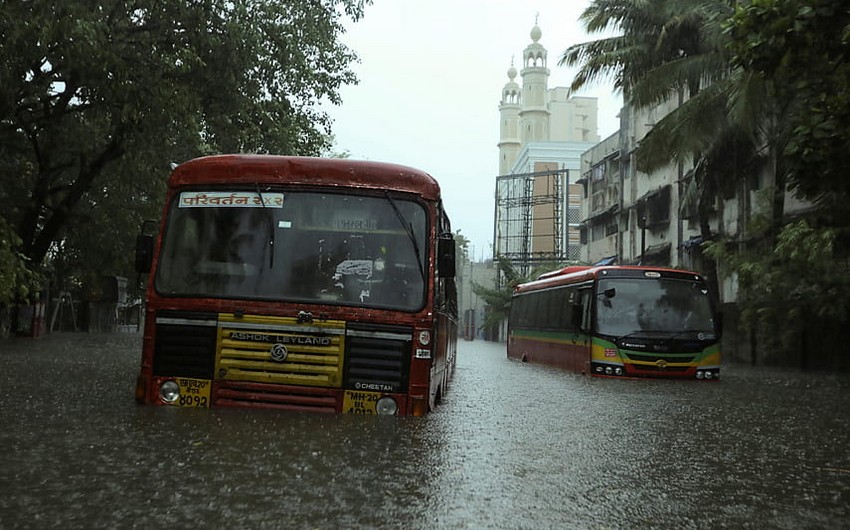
[574, 286, 593, 374]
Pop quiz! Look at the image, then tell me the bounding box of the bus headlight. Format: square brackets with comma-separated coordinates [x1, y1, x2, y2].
[696, 369, 719, 380]
[159, 380, 180, 403]
[375, 397, 398, 416]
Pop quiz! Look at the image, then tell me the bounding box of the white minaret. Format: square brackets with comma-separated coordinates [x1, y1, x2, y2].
[498, 60, 521, 175]
[519, 22, 550, 144]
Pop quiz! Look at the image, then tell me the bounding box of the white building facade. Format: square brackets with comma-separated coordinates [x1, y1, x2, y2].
[495, 23, 599, 273]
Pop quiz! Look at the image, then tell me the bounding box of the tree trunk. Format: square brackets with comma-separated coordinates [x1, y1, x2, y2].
[20, 137, 125, 267]
[696, 164, 721, 303]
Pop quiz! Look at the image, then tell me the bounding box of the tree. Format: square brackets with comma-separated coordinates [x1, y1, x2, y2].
[706, 205, 850, 367]
[560, 0, 784, 303]
[0, 0, 370, 292]
[0, 217, 39, 304]
[727, 0, 850, 216]
[705, 0, 850, 366]
[560, 1, 760, 179]
[453, 230, 470, 271]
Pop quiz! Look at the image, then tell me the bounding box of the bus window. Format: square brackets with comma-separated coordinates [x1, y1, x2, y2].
[155, 191, 428, 311]
[594, 277, 715, 338]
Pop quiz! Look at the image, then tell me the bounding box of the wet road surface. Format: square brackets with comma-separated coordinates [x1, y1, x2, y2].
[0, 332, 848, 529]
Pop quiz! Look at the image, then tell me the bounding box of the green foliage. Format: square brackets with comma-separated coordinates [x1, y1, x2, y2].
[0, 218, 40, 306]
[564, 2, 848, 283]
[453, 231, 471, 269]
[0, 0, 370, 298]
[563, 0, 772, 189]
[471, 256, 515, 329]
[320, 134, 352, 159]
[727, 0, 850, 206]
[705, 211, 850, 348]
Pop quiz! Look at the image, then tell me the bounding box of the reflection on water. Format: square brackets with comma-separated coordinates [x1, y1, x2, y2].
[0, 333, 848, 529]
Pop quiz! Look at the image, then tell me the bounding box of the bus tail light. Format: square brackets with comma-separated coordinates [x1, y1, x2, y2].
[411, 395, 429, 417]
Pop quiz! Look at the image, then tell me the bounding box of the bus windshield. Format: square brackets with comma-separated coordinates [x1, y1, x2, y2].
[154, 189, 428, 310]
[594, 277, 716, 338]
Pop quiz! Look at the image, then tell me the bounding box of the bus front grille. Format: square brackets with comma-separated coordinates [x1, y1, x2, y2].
[153, 312, 218, 379]
[344, 323, 412, 393]
[217, 316, 346, 388]
[626, 353, 696, 363]
[214, 380, 337, 413]
[631, 364, 691, 373]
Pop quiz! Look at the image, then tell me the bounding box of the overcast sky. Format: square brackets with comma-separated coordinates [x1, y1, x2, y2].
[324, 0, 622, 260]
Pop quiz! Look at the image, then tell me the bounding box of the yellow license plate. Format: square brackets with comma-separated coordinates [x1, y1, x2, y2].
[343, 391, 381, 414]
[174, 377, 211, 408]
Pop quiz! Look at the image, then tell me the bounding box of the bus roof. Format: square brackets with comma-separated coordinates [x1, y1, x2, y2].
[513, 265, 705, 295]
[168, 155, 442, 200]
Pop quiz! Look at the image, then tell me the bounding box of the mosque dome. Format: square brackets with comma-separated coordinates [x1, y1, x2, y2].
[530, 24, 542, 43]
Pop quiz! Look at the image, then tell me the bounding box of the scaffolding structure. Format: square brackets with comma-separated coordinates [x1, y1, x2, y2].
[494, 168, 569, 277]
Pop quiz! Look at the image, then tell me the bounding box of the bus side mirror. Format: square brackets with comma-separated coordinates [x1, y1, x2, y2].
[135, 220, 158, 274]
[135, 234, 154, 274]
[437, 234, 456, 278]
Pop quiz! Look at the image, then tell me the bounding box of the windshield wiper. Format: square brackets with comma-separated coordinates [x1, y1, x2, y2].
[664, 329, 715, 340]
[384, 190, 426, 283]
[617, 329, 712, 342]
[255, 184, 275, 268]
[615, 330, 650, 341]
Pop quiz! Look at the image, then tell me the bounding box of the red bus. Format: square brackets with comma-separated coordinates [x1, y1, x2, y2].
[508, 265, 721, 380]
[134, 155, 458, 415]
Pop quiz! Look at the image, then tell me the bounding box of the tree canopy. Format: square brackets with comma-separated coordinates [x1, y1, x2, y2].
[0, 0, 369, 299]
[728, 0, 850, 212]
[562, 0, 850, 225]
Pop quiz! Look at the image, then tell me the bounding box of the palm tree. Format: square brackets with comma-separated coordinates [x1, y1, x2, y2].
[561, 0, 743, 167]
[559, 0, 785, 296]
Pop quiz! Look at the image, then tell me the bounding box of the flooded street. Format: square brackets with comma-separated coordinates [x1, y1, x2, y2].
[1, 333, 848, 529]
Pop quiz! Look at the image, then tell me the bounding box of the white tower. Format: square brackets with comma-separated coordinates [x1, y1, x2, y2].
[519, 23, 550, 144]
[498, 61, 521, 175]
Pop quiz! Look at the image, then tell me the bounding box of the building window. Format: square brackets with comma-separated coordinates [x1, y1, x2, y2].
[592, 222, 606, 242]
[638, 185, 671, 228]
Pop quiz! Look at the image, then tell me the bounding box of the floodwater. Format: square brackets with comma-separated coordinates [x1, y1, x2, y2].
[0, 332, 848, 529]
